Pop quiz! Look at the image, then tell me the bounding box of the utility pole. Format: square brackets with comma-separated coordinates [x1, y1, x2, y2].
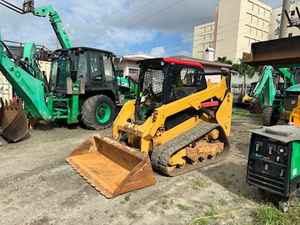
[280, 0, 291, 38]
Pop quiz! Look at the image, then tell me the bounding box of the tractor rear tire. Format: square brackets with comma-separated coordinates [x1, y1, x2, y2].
[81, 95, 116, 130]
[262, 106, 279, 126]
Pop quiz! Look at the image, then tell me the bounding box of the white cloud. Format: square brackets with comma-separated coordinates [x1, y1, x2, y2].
[176, 50, 191, 56]
[1, 0, 281, 55]
[150, 46, 166, 57]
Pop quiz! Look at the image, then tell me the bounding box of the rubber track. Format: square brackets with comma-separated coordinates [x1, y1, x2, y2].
[151, 121, 230, 177]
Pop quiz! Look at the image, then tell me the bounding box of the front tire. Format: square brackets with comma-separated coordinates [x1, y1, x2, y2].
[81, 95, 116, 130]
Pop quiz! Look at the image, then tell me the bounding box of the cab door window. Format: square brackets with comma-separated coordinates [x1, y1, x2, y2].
[89, 52, 103, 80]
[170, 67, 207, 101]
[103, 55, 113, 81]
[78, 52, 88, 82]
[180, 67, 207, 89]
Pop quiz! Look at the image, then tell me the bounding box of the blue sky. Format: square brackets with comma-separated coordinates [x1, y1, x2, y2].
[0, 0, 281, 57]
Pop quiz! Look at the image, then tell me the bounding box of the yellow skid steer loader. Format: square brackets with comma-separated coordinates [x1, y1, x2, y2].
[67, 57, 233, 198]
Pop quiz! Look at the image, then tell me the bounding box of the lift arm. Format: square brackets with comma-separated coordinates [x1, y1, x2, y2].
[0, 33, 51, 120]
[0, 0, 73, 49]
[30, 5, 73, 49]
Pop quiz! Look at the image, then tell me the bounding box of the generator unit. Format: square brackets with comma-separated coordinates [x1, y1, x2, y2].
[247, 125, 300, 211]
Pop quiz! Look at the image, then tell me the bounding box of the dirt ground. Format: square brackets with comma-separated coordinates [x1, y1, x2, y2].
[0, 108, 273, 225]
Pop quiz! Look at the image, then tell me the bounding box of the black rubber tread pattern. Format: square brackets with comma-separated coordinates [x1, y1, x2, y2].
[81, 95, 116, 130]
[151, 121, 230, 177]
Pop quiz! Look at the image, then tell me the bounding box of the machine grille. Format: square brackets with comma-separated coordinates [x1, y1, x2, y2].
[247, 134, 290, 196]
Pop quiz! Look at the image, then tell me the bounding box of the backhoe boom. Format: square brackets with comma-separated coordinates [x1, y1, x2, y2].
[0, 34, 51, 121]
[0, 0, 73, 49]
[32, 5, 73, 49]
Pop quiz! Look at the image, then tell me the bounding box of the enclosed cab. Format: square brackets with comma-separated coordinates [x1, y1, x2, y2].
[49, 47, 120, 129]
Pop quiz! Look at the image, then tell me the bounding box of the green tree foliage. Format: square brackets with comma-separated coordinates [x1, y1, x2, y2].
[217, 57, 258, 78]
[217, 57, 233, 65]
[232, 59, 258, 78]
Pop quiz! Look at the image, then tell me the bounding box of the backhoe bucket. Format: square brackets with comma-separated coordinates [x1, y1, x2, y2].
[0, 98, 29, 142]
[66, 136, 156, 198]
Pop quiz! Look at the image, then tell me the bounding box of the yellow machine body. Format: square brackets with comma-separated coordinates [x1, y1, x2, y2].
[67, 58, 233, 198]
[290, 96, 300, 126]
[113, 78, 232, 154]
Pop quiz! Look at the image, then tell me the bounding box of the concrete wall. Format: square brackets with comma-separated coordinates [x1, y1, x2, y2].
[269, 7, 282, 40]
[270, 2, 300, 39]
[215, 0, 242, 62]
[0, 73, 12, 101]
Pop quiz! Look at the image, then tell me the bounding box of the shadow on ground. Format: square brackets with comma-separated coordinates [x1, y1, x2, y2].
[203, 161, 267, 203]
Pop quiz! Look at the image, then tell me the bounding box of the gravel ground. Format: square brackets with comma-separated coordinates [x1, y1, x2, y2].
[0, 109, 266, 225]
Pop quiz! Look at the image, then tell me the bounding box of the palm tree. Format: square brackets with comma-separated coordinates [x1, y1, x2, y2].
[232, 59, 258, 98]
[217, 57, 233, 65]
[232, 59, 257, 79]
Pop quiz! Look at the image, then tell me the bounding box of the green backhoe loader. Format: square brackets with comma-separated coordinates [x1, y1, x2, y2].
[245, 65, 298, 126]
[0, 0, 138, 130]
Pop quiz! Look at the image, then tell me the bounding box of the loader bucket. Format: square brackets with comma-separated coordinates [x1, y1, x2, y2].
[0, 98, 29, 142]
[66, 136, 156, 198]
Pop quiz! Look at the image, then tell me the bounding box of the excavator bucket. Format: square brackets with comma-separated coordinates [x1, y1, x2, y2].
[66, 136, 156, 198]
[0, 98, 29, 142]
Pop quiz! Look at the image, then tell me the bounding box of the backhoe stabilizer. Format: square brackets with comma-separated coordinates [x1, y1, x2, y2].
[66, 136, 156, 198]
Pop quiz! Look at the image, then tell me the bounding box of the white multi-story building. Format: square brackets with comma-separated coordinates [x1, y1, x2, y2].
[193, 0, 273, 62]
[192, 22, 216, 60]
[215, 0, 272, 62]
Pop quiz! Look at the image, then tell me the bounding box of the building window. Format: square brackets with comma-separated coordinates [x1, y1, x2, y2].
[253, 5, 257, 14]
[251, 27, 255, 36]
[128, 68, 139, 78]
[253, 16, 257, 25]
[246, 26, 250, 35]
[250, 2, 254, 11]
